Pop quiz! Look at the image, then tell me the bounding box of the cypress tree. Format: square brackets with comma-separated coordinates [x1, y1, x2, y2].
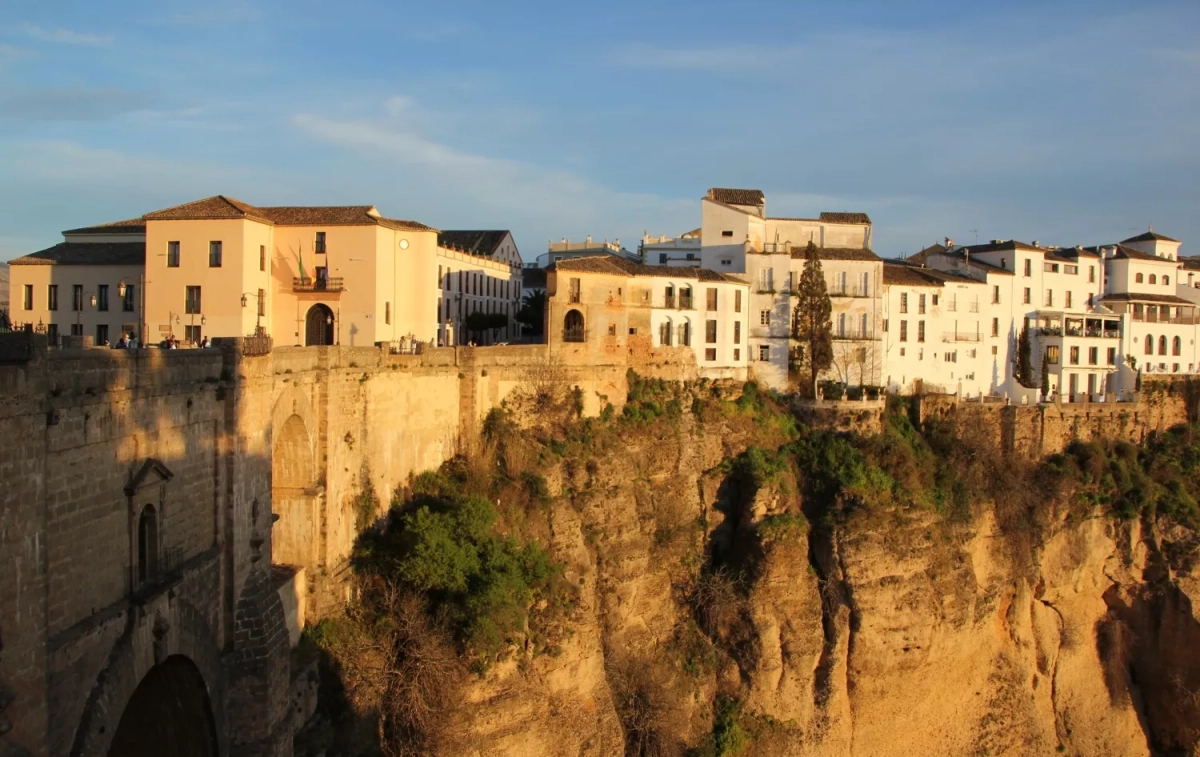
[1040, 354, 1051, 400]
[1014, 326, 1035, 388]
[791, 242, 834, 398]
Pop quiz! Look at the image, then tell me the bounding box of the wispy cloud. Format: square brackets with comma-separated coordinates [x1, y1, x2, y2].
[613, 42, 804, 73]
[22, 24, 113, 47]
[0, 86, 154, 121]
[0, 43, 27, 63]
[161, 1, 263, 26]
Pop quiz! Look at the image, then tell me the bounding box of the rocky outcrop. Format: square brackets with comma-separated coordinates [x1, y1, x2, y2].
[340, 407, 1200, 757]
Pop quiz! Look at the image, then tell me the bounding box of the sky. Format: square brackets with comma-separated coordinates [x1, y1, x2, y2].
[0, 0, 1197, 263]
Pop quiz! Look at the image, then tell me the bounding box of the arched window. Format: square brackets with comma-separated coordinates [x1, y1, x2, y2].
[1146, 335, 1154, 355]
[1165, 276, 1171, 285]
[1174, 336, 1182, 356]
[563, 310, 585, 342]
[1136, 273, 1144, 284]
[659, 317, 673, 347]
[1150, 274, 1157, 285]
[138, 504, 159, 584]
[1159, 335, 1168, 355]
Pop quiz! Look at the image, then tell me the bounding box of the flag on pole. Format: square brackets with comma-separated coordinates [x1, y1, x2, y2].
[297, 241, 307, 281]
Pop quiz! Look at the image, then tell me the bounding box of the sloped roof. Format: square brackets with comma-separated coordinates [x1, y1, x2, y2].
[1122, 230, 1180, 244]
[923, 249, 1015, 276]
[555, 254, 743, 282]
[790, 246, 880, 262]
[681, 227, 701, 238]
[143, 195, 273, 224]
[883, 263, 944, 287]
[522, 267, 548, 290]
[9, 241, 144, 266]
[706, 188, 765, 206]
[62, 217, 147, 235]
[1109, 244, 1176, 262]
[960, 239, 1043, 254]
[438, 230, 509, 256]
[260, 205, 433, 232]
[1179, 256, 1200, 270]
[819, 211, 871, 225]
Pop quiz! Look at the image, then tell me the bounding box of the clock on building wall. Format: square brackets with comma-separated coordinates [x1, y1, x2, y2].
[399, 239, 409, 250]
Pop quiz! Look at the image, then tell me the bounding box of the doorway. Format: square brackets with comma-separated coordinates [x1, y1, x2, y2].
[305, 304, 334, 346]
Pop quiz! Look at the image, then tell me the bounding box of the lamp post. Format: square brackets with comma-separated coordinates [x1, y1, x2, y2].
[241, 292, 264, 336]
[118, 276, 147, 345]
[76, 290, 96, 337]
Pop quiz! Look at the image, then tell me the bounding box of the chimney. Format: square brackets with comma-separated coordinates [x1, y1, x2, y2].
[586, 234, 592, 244]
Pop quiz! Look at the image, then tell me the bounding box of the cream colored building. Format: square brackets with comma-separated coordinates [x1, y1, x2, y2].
[8, 218, 146, 345]
[9, 195, 523, 349]
[697, 188, 881, 390]
[641, 229, 702, 267]
[547, 255, 750, 380]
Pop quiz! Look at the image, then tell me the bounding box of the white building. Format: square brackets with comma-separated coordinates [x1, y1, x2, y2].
[536, 236, 637, 269]
[641, 230, 702, 267]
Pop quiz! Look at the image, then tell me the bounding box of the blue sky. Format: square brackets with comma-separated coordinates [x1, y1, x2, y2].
[1, 0, 1197, 262]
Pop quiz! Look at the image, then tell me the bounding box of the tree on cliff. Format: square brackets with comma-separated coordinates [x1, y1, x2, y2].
[515, 289, 546, 338]
[791, 241, 833, 398]
[1040, 354, 1051, 400]
[1014, 325, 1036, 388]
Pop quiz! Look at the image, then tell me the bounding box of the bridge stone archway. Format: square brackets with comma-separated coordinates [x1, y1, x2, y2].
[270, 387, 323, 572]
[105, 655, 217, 757]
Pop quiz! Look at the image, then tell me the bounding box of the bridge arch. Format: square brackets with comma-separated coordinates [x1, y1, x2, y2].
[105, 655, 217, 757]
[270, 387, 322, 569]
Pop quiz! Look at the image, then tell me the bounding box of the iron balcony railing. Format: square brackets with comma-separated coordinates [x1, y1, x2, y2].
[664, 293, 675, 308]
[127, 546, 184, 598]
[1132, 312, 1200, 325]
[568, 291, 581, 303]
[293, 277, 344, 292]
[832, 329, 876, 341]
[942, 331, 982, 342]
[678, 292, 694, 309]
[827, 286, 872, 298]
[563, 327, 586, 343]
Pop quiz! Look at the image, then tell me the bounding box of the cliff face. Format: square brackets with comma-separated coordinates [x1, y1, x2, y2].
[433, 401, 1200, 757]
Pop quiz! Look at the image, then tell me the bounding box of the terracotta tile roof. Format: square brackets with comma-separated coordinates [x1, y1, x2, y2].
[143, 195, 273, 224]
[1099, 292, 1193, 305]
[438, 230, 509, 256]
[960, 239, 1042, 254]
[789, 246, 880, 262]
[924, 249, 1015, 276]
[906, 243, 948, 265]
[62, 217, 146, 235]
[522, 267, 547, 290]
[9, 241, 144, 266]
[1044, 246, 1101, 262]
[555, 254, 744, 282]
[883, 263, 944, 287]
[258, 206, 434, 232]
[1122, 230, 1180, 244]
[706, 188, 765, 206]
[1109, 244, 1176, 262]
[1180, 256, 1200, 270]
[819, 212, 871, 225]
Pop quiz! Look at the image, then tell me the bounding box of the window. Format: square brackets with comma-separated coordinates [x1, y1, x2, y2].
[1069, 346, 1079, 365]
[720, 259, 732, 266]
[705, 348, 717, 361]
[47, 324, 58, 343]
[608, 324, 617, 336]
[96, 324, 109, 345]
[73, 285, 83, 311]
[659, 253, 668, 264]
[47, 284, 58, 311]
[883, 319, 889, 332]
[123, 285, 136, 312]
[992, 345, 998, 355]
[260, 245, 266, 272]
[257, 288, 265, 317]
[734, 321, 741, 344]
[1107, 347, 1116, 365]
[900, 348, 906, 356]
[629, 327, 637, 335]
[734, 290, 742, 313]
[992, 285, 1000, 304]
[734, 348, 740, 361]
[167, 241, 180, 267]
[23, 284, 32, 310]
[917, 321, 925, 343]
[721, 230, 733, 237]
[899, 320, 908, 342]
[137, 505, 159, 584]
[679, 321, 691, 346]
[209, 241, 222, 267]
[1146, 335, 1154, 355]
[659, 321, 672, 346]
[1136, 273, 1144, 283]
[1044, 262, 1060, 273]
[1065, 291, 1072, 309]
[385, 301, 391, 325]
[861, 272, 870, 296]
[70, 323, 83, 336]
[1045, 290, 1053, 307]
[932, 294, 939, 306]
[184, 325, 201, 344]
[1065, 265, 1078, 275]
[1149, 274, 1157, 285]
[97, 284, 109, 311]
[1173, 336, 1182, 356]
[1024, 258, 1032, 277]
[1164, 276, 1171, 285]
[918, 293, 926, 314]
[991, 317, 999, 337]
[706, 288, 718, 311]
[900, 292, 908, 313]
[1088, 347, 1098, 365]
[1089, 266, 1095, 283]
[705, 319, 717, 343]
[759, 310, 770, 325]
[759, 345, 770, 361]
[944, 351, 957, 363]
[1159, 335, 1168, 355]
[1047, 346, 1060, 364]
[185, 286, 202, 314]
[861, 313, 868, 338]
[1023, 287, 1031, 304]
[315, 232, 326, 254]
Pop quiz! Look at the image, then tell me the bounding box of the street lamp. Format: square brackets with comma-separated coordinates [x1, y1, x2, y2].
[117, 276, 146, 343]
[241, 292, 265, 336]
[76, 290, 96, 335]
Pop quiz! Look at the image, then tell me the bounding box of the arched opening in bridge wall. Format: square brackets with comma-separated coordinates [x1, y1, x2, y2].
[105, 655, 217, 757]
[272, 412, 321, 570]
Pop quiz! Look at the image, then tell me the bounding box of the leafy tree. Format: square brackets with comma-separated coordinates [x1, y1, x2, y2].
[790, 242, 833, 398]
[515, 289, 546, 338]
[1014, 325, 1035, 388]
[464, 311, 508, 342]
[1040, 354, 1051, 400]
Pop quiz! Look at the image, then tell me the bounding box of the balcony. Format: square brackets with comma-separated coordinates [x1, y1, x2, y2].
[293, 276, 344, 293]
[563, 327, 585, 343]
[828, 286, 872, 298]
[942, 331, 982, 342]
[1132, 311, 1200, 325]
[568, 291, 581, 304]
[678, 293, 694, 310]
[664, 293, 675, 308]
[832, 329, 877, 341]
